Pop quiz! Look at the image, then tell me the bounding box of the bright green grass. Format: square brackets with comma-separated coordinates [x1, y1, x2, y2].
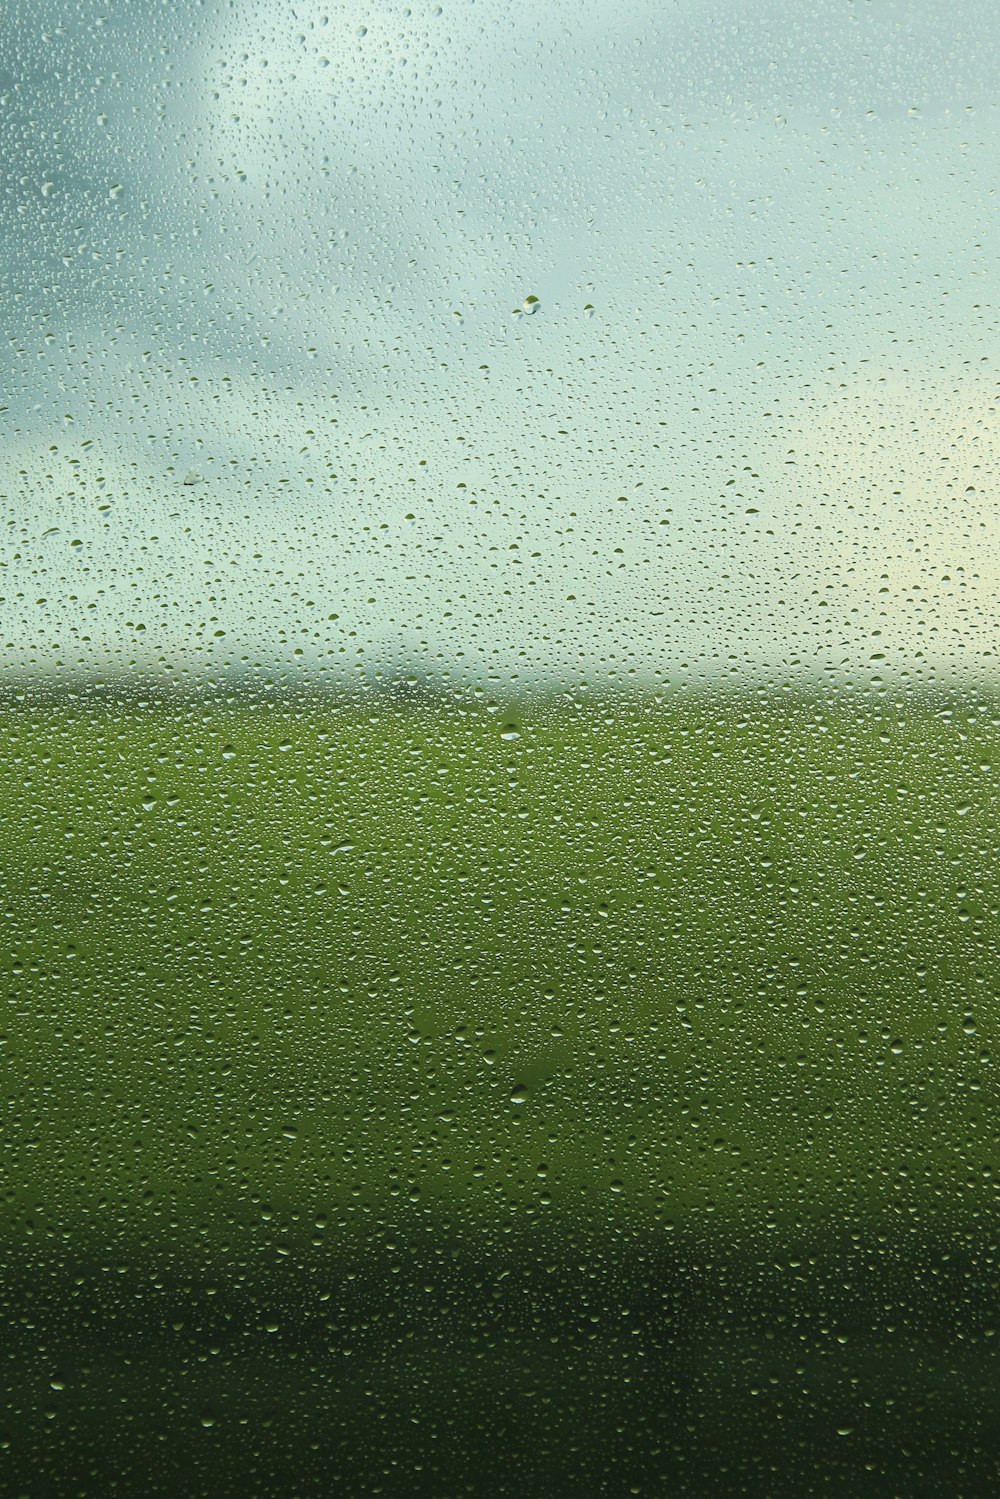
[2, 691, 998, 1258]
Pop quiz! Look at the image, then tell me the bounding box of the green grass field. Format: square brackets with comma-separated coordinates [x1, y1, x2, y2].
[3, 687, 998, 1262]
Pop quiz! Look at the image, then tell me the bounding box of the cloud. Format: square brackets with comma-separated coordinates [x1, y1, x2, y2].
[2, 0, 999, 691]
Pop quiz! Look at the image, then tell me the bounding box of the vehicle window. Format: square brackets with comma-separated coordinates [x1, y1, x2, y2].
[3, 1, 998, 1493]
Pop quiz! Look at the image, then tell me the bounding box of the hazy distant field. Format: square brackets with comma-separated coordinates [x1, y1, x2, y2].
[3, 688, 997, 1264]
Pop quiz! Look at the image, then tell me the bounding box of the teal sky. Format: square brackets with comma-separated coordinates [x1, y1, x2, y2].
[2, 0, 998, 691]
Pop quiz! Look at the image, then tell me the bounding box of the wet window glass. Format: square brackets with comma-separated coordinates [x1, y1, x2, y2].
[3, 1, 999, 1493]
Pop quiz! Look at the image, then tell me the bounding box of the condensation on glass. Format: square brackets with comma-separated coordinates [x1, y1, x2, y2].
[1, 1, 998, 1493]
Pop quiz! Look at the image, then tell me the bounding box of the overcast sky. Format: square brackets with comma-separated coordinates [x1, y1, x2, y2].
[2, 0, 999, 692]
